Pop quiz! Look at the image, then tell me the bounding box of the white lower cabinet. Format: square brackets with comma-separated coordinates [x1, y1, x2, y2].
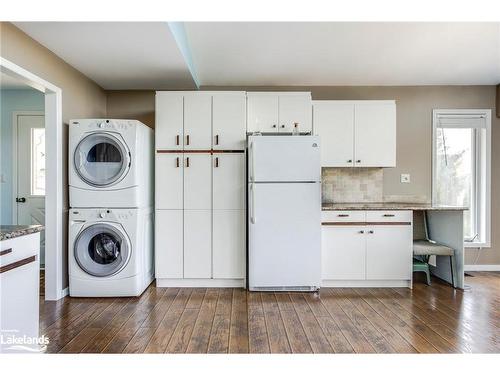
[366, 226, 412, 280]
[184, 210, 212, 278]
[213, 210, 246, 279]
[155, 210, 183, 278]
[322, 226, 366, 280]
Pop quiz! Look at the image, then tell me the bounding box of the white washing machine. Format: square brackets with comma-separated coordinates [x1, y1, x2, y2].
[68, 207, 154, 297]
[69, 119, 153, 208]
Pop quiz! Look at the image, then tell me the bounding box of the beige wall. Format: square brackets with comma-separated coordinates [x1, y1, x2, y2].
[1, 22, 107, 287]
[105, 86, 499, 266]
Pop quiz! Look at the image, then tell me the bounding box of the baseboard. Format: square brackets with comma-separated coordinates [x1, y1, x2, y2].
[321, 279, 411, 288]
[156, 278, 245, 288]
[464, 264, 500, 272]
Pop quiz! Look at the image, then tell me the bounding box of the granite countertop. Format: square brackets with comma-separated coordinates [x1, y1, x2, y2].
[322, 202, 468, 211]
[0, 225, 45, 241]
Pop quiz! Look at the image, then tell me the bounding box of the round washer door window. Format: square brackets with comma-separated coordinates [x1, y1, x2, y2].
[74, 223, 130, 277]
[74, 133, 130, 187]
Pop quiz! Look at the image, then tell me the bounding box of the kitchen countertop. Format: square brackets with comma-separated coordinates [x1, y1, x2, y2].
[0, 225, 45, 241]
[322, 203, 468, 211]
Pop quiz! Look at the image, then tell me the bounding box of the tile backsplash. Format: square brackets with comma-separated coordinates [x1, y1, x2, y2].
[322, 168, 384, 203]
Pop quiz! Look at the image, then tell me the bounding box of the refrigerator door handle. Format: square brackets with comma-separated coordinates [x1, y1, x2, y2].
[250, 141, 255, 182]
[250, 183, 256, 224]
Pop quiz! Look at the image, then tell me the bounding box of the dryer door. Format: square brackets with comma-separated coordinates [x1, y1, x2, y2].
[74, 223, 131, 277]
[74, 132, 131, 187]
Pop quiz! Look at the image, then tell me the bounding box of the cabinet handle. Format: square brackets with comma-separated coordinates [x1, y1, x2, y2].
[176, 134, 180, 146]
[347, 159, 353, 163]
[356, 160, 361, 163]
[186, 135, 190, 145]
[0, 248, 13, 256]
[186, 157, 190, 168]
[337, 214, 350, 217]
[383, 214, 395, 217]
[280, 124, 285, 129]
[272, 124, 277, 129]
[176, 157, 180, 168]
[368, 230, 374, 234]
[215, 134, 219, 145]
[359, 230, 365, 234]
[294, 122, 299, 129]
[0, 255, 36, 274]
[215, 157, 219, 168]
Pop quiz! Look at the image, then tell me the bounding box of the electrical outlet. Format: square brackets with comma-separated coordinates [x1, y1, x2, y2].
[400, 174, 411, 183]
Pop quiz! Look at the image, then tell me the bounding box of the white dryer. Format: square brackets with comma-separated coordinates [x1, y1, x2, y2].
[68, 207, 154, 297]
[69, 119, 153, 208]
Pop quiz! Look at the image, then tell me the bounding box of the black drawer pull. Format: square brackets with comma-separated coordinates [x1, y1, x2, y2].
[0, 255, 36, 274]
[383, 214, 395, 217]
[337, 214, 350, 217]
[0, 248, 13, 256]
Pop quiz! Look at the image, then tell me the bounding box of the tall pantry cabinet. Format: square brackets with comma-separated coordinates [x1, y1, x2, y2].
[155, 91, 247, 287]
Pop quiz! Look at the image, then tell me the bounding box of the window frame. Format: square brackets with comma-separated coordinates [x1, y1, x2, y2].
[432, 109, 491, 248]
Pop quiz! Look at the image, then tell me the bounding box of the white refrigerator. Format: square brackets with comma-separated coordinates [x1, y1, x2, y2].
[248, 135, 321, 291]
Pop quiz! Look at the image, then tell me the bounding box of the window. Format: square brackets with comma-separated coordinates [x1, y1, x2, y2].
[432, 110, 491, 247]
[31, 127, 46, 196]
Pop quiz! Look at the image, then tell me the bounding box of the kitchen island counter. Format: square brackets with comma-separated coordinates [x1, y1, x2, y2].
[322, 202, 468, 211]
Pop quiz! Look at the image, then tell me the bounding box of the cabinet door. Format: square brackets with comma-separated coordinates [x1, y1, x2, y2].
[313, 102, 355, 167]
[213, 210, 245, 279]
[278, 95, 312, 133]
[366, 226, 412, 280]
[184, 94, 212, 149]
[213, 94, 246, 150]
[354, 103, 396, 167]
[183, 153, 212, 210]
[247, 94, 279, 133]
[155, 153, 183, 209]
[155, 92, 183, 150]
[155, 210, 183, 278]
[213, 153, 245, 210]
[321, 226, 366, 280]
[184, 210, 212, 278]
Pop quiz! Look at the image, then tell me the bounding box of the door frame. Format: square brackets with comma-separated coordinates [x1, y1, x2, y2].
[1, 57, 64, 301]
[11, 110, 45, 224]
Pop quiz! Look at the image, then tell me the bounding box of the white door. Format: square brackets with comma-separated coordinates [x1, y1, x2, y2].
[248, 182, 321, 288]
[313, 102, 355, 167]
[184, 94, 212, 150]
[213, 210, 245, 279]
[183, 153, 212, 210]
[365, 226, 412, 280]
[212, 94, 246, 150]
[354, 103, 396, 167]
[248, 136, 321, 182]
[15, 114, 45, 265]
[247, 94, 279, 133]
[155, 92, 183, 150]
[278, 95, 312, 133]
[155, 210, 183, 278]
[213, 153, 245, 210]
[322, 226, 366, 280]
[184, 209, 212, 278]
[155, 153, 183, 209]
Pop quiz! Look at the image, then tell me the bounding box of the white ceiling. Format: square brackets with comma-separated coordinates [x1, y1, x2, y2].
[14, 22, 198, 90]
[12, 22, 500, 88]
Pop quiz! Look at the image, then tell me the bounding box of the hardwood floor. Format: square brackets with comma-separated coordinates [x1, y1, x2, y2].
[39, 272, 500, 353]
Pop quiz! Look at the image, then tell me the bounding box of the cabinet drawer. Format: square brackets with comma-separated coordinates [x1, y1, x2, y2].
[322, 210, 365, 223]
[0, 233, 40, 268]
[366, 210, 412, 223]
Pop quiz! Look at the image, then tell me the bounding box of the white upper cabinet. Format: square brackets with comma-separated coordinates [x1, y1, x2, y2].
[278, 94, 312, 133]
[247, 92, 312, 133]
[354, 102, 396, 167]
[313, 100, 396, 168]
[212, 93, 246, 150]
[213, 153, 245, 210]
[313, 102, 355, 167]
[184, 94, 212, 150]
[156, 92, 183, 150]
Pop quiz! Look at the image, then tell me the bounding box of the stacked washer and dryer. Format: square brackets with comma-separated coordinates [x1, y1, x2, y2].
[68, 119, 154, 297]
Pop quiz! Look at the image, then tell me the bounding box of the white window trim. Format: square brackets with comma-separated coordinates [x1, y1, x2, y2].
[432, 109, 491, 248]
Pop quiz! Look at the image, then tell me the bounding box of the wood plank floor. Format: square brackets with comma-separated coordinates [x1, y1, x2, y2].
[39, 272, 500, 353]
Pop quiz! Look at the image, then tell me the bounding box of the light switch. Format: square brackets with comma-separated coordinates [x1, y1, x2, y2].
[400, 174, 411, 183]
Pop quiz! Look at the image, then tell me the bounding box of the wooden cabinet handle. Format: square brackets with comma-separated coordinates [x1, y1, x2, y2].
[176, 157, 180, 168]
[215, 157, 219, 168]
[0, 248, 13, 256]
[176, 134, 180, 146]
[383, 214, 395, 217]
[337, 214, 350, 217]
[0, 255, 36, 274]
[186, 135, 190, 145]
[215, 134, 219, 145]
[185, 157, 190, 168]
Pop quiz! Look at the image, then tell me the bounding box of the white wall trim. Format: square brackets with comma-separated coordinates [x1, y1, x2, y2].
[156, 278, 245, 288]
[464, 265, 500, 272]
[1, 57, 64, 301]
[11, 111, 45, 224]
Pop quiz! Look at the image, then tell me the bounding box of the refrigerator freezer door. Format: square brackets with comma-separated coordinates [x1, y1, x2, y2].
[248, 136, 321, 182]
[248, 182, 321, 289]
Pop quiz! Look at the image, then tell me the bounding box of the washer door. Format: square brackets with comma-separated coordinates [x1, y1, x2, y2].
[74, 132, 130, 187]
[74, 223, 131, 277]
